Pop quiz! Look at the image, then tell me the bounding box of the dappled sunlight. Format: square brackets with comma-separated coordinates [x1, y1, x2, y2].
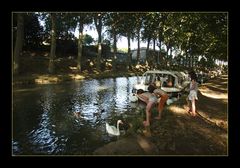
[201, 83, 227, 92]
[210, 118, 227, 130]
[219, 75, 228, 80]
[68, 74, 85, 80]
[199, 87, 228, 99]
[137, 135, 155, 154]
[190, 122, 227, 149]
[135, 64, 149, 71]
[93, 70, 100, 74]
[33, 74, 86, 84]
[105, 62, 112, 69]
[221, 81, 228, 85]
[35, 75, 60, 84]
[197, 111, 228, 130]
[69, 66, 78, 70]
[168, 105, 187, 115]
[222, 99, 228, 104]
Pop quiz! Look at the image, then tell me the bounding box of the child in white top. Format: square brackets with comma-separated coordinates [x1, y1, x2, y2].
[186, 73, 198, 116]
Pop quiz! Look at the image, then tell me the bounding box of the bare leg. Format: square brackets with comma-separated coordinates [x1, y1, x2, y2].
[191, 99, 196, 116]
[186, 97, 191, 112]
[143, 101, 155, 127]
[155, 94, 168, 119]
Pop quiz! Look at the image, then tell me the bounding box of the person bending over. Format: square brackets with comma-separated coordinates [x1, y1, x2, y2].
[136, 84, 168, 127]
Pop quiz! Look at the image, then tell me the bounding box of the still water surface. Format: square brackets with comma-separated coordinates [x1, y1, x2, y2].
[13, 76, 142, 155]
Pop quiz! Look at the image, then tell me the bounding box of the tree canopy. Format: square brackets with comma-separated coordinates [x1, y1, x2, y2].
[13, 12, 228, 74]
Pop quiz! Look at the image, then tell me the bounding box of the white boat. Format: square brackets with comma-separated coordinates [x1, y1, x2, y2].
[132, 70, 190, 98]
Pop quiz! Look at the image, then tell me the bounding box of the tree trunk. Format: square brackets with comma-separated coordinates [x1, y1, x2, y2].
[13, 13, 24, 75]
[127, 32, 132, 70]
[49, 13, 56, 74]
[185, 49, 188, 67]
[188, 51, 191, 68]
[153, 39, 156, 51]
[137, 28, 140, 64]
[169, 47, 172, 66]
[159, 41, 162, 66]
[77, 21, 83, 72]
[94, 15, 102, 72]
[112, 30, 117, 72]
[146, 37, 150, 65]
[166, 45, 170, 67]
[97, 41, 102, 71]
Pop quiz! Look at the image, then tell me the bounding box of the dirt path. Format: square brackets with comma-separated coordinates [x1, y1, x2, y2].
[93, 75, 228, 156]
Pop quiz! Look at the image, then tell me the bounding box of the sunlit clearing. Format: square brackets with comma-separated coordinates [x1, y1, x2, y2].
[199, 88, 228, 99]
[168, 105, 186, 115]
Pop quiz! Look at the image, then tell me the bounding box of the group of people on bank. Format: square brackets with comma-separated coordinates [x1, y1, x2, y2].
[135, 70, 198, 127]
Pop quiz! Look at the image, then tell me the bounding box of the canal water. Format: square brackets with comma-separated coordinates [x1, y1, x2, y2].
[12, 76, 144, 155]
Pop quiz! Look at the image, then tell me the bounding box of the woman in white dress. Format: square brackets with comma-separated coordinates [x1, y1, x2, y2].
[186, 72, 198, 116]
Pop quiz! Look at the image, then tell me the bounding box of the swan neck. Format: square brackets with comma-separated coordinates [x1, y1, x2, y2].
[116, 122, 120, 134]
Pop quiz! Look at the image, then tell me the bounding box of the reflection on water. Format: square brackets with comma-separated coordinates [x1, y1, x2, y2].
[13, 76, 141, 155]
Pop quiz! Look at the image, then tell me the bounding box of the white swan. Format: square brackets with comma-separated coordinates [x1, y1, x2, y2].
[106, 120, 123, 136]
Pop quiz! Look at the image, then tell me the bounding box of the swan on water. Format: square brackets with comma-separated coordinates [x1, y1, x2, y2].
[106, 120, 123, 136]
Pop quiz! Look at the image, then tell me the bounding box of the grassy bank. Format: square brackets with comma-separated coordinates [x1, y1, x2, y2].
[13, 69, 145, 86]
[13, 52, 149, 86]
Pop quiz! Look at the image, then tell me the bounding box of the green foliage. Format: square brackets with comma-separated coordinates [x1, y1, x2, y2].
[16, 12, 227, 73]
[23, 13, 45, 49]
[83, 34, 94, 45]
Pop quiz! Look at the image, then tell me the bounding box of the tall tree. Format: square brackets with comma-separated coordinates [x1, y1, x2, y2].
[94, 13, 105, 71]
[133, 13, 144, 64]
[141, 12, 159, 67]
[23, 13, 44, 50]
[48, 13, 56, 74]
[13, 13, 24, 75]
[120, 13, 136, 70]
[105, 12, 125, 71]
[76, 13, 92, 72]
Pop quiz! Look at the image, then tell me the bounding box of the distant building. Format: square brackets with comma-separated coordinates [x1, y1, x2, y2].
[131, 48, 165, 63]
[131, 48, 147, 63]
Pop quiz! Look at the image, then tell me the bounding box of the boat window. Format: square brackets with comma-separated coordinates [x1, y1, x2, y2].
[144, 73, 155, 85]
